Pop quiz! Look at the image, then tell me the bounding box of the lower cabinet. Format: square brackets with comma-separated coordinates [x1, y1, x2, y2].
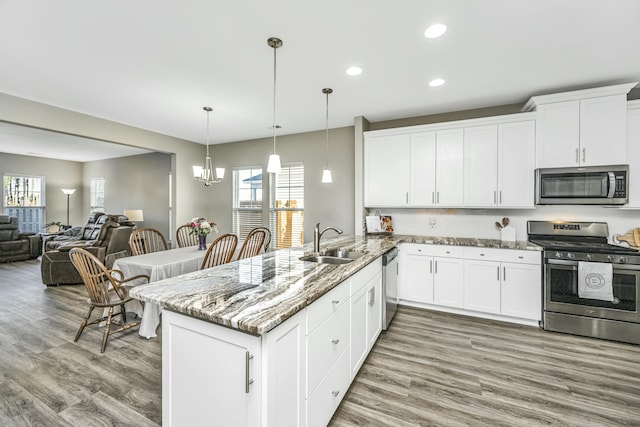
[162, 258, 384, 427]
[400, 243, 542, 325]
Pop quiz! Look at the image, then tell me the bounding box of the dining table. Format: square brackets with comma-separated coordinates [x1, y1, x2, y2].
[114, 245, 210, 338]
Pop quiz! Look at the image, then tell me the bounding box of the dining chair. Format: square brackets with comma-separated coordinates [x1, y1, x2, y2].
[69, 247, 150, 353]
[176, 224, 198, 248]
[237, 228, 267, 260]
[201, 233, 238, 269]
[249, 226, 272, 252]
[130, 227, 168, 256]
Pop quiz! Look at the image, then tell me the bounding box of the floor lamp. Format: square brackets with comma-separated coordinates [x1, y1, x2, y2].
[61, 189, 76, 227]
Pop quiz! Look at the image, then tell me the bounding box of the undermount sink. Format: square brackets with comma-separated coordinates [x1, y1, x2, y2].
[299, 248, 367, 264]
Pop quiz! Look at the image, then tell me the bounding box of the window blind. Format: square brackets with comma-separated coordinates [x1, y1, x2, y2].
[271, 163, 304, 249]
[233, 167, 263, 240]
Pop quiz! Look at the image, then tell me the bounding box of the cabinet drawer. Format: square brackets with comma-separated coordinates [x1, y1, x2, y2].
[306, 348, 350, 427]
[350, 258, 382, 296]
[306, 301, 349, 397]
[464, 247, 541, 264]
[307, 280, 350, 334]
[404, 243, 463, 258]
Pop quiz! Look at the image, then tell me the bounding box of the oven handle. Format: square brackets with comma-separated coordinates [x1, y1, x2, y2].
[547, 259, 578, 267]
[607, 172, 616, 199]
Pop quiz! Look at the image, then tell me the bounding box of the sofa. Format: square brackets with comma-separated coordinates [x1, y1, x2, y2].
[41, 213, 134, 285]
[0, 216, 41, 263]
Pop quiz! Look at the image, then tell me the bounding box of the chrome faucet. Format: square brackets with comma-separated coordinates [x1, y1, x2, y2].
[314, 222, 343, 253]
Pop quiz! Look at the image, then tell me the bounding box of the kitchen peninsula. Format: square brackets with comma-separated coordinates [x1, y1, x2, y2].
[130, 234, 542, 427]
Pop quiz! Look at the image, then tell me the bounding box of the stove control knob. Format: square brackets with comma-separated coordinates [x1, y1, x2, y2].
[566, 253, 574, 259]
[607, 255, 614, 262]
[619, 257, 626, 264]
[586, 254, 594, 261]
[555, 252, 562, 258]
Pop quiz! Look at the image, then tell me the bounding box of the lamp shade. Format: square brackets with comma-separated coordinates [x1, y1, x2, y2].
[215, 168, 225, 180]
[123, 209, 144, 221]
[61, 188, 76, 195]
[321, 168, 333, 183]
[267, 154, 281, 174]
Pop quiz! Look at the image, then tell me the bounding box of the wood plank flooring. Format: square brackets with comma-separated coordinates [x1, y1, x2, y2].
[2, 259, 640, 426]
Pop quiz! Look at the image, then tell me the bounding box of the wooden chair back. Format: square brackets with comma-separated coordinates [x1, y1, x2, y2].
[237, 228, 267, 260]
[70, 247, 123, 305]
[176, 224, 198, 248]
[249, 226, 272, 252]
[130, 227, 168, 256]
[201, 233, 238, 269]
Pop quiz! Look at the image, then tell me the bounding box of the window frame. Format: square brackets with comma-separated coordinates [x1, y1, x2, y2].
[232, 166, 264, 240]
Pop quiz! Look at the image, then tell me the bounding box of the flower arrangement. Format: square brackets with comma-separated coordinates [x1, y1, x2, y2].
[189, 217, 218, 237]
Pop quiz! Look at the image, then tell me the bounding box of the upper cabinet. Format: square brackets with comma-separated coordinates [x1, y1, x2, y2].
[626, 101, 640, 208]
[524, 82, 637, 168]
[364, 113, 535, 209]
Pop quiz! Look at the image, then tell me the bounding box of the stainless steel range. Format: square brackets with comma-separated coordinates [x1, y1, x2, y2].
[528, 220, 640, 345]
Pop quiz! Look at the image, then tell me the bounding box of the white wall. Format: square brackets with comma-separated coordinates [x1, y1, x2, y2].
[372, 206, 640, 243]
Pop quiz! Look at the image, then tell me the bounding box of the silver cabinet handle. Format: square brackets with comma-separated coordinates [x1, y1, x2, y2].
[434, 260, 438, 274]
[437, 192, 440, 203]
[493, 191, 497, 204]
[406, 192, 409, 204]
[332, 300, 340, 305]
[575, 148, 579, 163]
[331, 390, 340, 397]
[331, 339, 340, 345]
[499, 191, 502, 204]
[429, 259, 433, 273]
[582, 148, 586, 163]
[497, 266, 500, 281]
[369, 287, 375, 306]
[245, 351, 254, 393]
[432, 191, 435, 204]
[503, 266, 506, 281]
[480, 253, 485, 256]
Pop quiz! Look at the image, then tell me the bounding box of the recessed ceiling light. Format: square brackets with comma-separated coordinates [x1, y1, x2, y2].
[424, 24, 447, 39]
[346, 66, 363, 76]
[429, 78, 445, 87]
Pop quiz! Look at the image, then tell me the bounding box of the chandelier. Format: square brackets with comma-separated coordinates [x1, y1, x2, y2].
[193, 106, 224, 186]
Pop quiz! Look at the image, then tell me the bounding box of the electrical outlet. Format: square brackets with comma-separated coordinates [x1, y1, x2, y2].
[429, 217, 436, 228]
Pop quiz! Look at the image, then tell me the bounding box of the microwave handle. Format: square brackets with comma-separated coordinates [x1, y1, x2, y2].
[607, 172, 616, 198]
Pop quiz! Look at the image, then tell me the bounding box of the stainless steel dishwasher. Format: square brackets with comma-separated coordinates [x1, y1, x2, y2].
[382, 247, 399, 330]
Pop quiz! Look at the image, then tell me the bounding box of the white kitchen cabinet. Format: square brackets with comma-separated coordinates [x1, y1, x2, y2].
[527, 83, 637, 168]
[350, 284, 368, 380]
[364, 134, 410, 206]
[410, 129, 464, 207]
[464, 125, 498, 206]
[163, 310, 263, 427]
[497, 120, 535, 207]
[463, 247, 541, 321]
[402, 244, 464, 308]
[625, 101, 640, 208]
[367, 272, 383, 348]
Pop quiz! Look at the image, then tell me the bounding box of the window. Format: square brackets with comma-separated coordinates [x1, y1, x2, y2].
[90, 177, 105, 212]
[270, 163, 304, 249]
[233, 167, 263, 240]
[3, 174, 45, 232]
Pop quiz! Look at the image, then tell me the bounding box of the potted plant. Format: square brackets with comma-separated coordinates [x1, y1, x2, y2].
[43, 221, 63, 233]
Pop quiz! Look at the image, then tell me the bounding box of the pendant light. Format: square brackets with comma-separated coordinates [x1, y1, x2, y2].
[321, 88, 333, 183]
[266, 37, 282, 174]
[193, 106, 224, 186]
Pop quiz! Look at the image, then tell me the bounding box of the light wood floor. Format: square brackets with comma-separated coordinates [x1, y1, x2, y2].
[2, 259, 640, 426]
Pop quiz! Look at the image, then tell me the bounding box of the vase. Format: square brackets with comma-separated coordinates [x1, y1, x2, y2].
[198, 235, 207, 250]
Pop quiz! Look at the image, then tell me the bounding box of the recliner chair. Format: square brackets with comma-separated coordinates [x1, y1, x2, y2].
[41, 214, 133, 285]
[0, 216, 41, 263]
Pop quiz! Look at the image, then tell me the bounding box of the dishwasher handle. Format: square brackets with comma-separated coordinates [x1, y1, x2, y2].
[382, 247, 398, 265]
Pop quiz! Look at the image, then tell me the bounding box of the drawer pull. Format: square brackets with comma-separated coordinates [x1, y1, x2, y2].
[480, 253, 485, 256]
[331, 339, 340, 345]
[332, 300, 340, 305]
[331, 390, 340, 397]
[245, 351, 254, 394]
[518, 256, 524, 259]
[446, 251, 450, 254]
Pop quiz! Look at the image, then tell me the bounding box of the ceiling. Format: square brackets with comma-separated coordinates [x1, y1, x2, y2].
[1, 0, 640, 161]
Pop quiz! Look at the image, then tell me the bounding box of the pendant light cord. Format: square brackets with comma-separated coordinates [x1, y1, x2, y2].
[205, 108, 211, 157]
[325, 91, 329, 168]
[272, 43, 277, 154]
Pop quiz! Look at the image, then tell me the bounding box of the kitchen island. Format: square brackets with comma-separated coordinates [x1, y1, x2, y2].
[129, 234, 541, 427]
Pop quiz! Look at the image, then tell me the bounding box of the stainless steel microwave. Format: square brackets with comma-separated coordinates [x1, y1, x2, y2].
[536, 165, 629, 205]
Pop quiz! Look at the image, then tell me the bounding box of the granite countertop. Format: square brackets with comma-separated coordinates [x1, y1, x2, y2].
[129, 234, 541, 336]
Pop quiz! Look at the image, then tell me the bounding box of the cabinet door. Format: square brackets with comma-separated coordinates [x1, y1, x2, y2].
[435, 129, 464, 206]
[410, 132, 437, 206]
[464, 125, 498, 206]
[580, 95, 628, 166]
[500, 262, 541, 321]
[627, 107, 640, 207]
[163, 311, 261, 427]
[367, 273, 383, 348]
[498, 121, 535, 207]
[463, 259, 501, 314]
[350, 284, 368, 380]
[365, 134, 410, 206]
[404, 254, 434, 303]
[433, 257, 464, 308]
[535, 101, 580, 168]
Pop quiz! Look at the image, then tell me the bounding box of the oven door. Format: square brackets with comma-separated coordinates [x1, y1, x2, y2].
[545, 259, 640, 323]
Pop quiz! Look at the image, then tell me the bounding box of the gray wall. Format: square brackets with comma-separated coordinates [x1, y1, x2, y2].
[84, 153, 172, 239]
[208, 126, 356, 242]
[0, 152, 83, 227]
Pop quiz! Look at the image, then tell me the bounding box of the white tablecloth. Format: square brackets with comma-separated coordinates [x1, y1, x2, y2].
[114, 245, 208, 338]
